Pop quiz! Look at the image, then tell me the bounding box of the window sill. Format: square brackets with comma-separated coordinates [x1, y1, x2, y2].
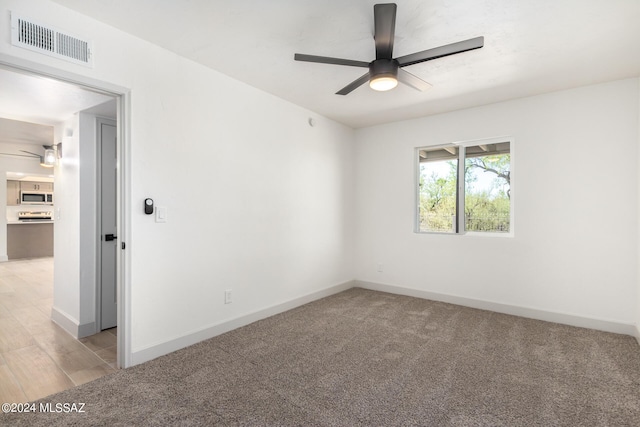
[415, 230, 514, 238]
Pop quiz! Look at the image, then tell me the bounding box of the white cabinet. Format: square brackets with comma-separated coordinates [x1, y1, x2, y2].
[6, 180, 20, 206]
[20, 181, 53, 192]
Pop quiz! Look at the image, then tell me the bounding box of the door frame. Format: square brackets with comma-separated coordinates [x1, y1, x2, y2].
[0, 53, 132, 368]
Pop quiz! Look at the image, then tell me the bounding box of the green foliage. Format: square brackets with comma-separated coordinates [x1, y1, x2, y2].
[466, 154, 511, 198]
[419, 154, 510, 232]
[419, 161, 457, 232]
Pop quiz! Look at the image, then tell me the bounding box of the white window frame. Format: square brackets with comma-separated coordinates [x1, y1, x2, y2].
[414, 136, 515, 237]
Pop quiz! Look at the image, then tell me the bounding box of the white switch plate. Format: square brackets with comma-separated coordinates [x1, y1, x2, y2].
[155, 206, 167, 223]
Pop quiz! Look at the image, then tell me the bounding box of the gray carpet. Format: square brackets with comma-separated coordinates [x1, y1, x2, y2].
[2, 288, 640, 426]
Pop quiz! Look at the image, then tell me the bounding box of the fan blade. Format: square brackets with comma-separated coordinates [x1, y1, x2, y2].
[374, 3, 397, 59]
[294, 53, 369, 68]
[19, 150, 41, 158]
[396, 36, 484, 67]
[1, 152, 38, 158]
[397, 69, 432, 91]
[336, 72, 370, 95]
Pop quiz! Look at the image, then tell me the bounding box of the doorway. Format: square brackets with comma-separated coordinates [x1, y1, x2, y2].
[0, 60, 128, 369]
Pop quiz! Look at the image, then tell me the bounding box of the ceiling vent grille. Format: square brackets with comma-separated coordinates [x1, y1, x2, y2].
[10, 13, 93, 67]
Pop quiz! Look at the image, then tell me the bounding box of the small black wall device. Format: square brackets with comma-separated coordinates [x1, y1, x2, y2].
[144, 198, 154, 215]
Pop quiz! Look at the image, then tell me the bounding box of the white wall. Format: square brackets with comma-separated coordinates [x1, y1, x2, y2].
[123, 27, 355, 361]
[354, 78, 639, 331]
[51, 114, 80, 330]
[129, 72, 355, 357]
[51, 112, 100, 338]
[0, 0, 355, 364]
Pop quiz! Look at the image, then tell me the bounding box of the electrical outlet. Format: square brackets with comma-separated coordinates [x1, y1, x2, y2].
[376, 263, 384, 272]
[224, 289, 232, 304]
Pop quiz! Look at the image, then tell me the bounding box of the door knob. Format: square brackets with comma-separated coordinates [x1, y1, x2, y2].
[105, 234, 117, 241]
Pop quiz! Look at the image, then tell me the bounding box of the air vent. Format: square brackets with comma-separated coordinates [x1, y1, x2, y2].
[10, 13, 93, 67]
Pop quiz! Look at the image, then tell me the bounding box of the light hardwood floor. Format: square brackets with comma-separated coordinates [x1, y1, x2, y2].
[0, 257, 116, 403]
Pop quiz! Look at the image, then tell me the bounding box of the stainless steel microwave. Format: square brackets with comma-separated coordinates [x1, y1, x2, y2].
[20, 191, 53, 205]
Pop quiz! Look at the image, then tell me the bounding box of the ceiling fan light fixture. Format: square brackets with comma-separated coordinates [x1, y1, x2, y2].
[42, 148, 56, 167]
[369, 58, 399, 92]
[369, 75, 398, 91]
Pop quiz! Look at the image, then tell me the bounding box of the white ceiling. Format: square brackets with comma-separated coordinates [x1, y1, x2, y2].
[0, 66, 114, 126]
[0, 117, 52, 145]
[33, 0, 640, 128]
[0, 66, 115, 150]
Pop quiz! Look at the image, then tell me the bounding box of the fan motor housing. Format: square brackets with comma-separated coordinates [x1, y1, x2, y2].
[369, 58, 399, 80]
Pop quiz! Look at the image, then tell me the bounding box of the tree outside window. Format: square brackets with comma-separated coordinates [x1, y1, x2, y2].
[417, 140, 512, 234]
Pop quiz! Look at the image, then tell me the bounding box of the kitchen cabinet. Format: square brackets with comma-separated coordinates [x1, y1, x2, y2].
[7, 222, 54, 259]
[20, 181, 53, 192]
[6, 180, 20, 206]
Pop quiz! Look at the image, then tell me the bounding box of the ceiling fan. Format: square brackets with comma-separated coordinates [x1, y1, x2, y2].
[294, 3, 484, 95]
[0, 145, 57, 167]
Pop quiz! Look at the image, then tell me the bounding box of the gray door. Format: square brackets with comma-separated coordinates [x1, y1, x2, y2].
[100, 119, 117, 330]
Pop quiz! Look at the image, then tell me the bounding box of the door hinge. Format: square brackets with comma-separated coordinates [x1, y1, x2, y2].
[121, 242, 126, 250]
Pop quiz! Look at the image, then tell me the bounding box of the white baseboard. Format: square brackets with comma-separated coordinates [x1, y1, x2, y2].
[51, 307, 95, 339]
[77, 321, 97, 339]
[131, 280, 355, 366]
[51, 307, 80, 338]
[356, 280, 637, 337]
[0, 255, 8, 262]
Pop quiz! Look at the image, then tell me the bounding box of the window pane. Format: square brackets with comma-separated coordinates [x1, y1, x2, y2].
[418, 154, 458, 233]
[464, 143, 510, 232]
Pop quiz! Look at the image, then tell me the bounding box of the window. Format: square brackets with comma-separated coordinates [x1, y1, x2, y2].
[416, 138, 512, 235]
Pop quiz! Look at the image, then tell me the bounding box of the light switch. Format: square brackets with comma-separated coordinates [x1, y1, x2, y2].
[155, 206, 167, 223]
